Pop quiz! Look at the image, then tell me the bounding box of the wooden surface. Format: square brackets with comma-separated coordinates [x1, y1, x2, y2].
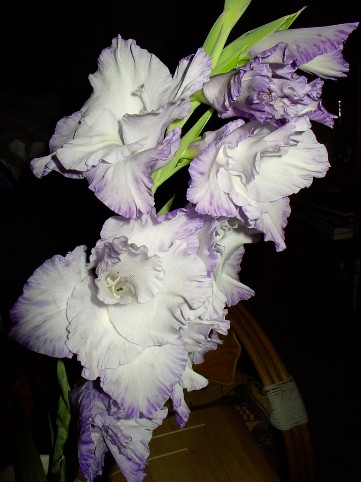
[79, 404, 279, 482]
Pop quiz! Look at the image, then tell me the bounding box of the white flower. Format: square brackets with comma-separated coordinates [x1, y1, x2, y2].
[31, 37, 211, 217]
[187, 117, 329, 250]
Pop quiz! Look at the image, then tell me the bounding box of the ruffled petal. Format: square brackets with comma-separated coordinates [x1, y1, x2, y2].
[106, 407, 168, 482]
[245, 118, 329, 201]
[107, 248, 211, 345]
[249, 23, 359, 79]
[247, 197, 291, 252]
[182, 321, 223, 362]
[169, 48, 212, 101]
[98, 209, 204, 258]
[88, 36, 173, 117]
[9, 245, 88, 358]
[170, 383, 190, 428]
[187, 120, 246, 218]
[84, 129, 180, 217]
[204, 44, 338, 127]
[71, 381, 107, 481]
[71, 381, 168, 482]
[67, 277, 144, 380]
[100, 341, 187, 417]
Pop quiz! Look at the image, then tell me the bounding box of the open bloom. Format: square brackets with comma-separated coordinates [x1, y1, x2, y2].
[71, 380, 167, 482]
[9, 208, 254, 420]
[248, 23, 359, 79]
[31, 37, 211, 217]
[203, 43, 336, 127]
[187, 117, 329, 251]
[171, 215, 256, 426]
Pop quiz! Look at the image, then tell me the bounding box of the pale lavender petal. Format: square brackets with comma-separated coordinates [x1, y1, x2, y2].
[30, 153, 58, 179]
[179, 361, 209, 391]
[94, 239, 165, 305]
[107, 248, 211, 345]
[170, 382, 190, 428]
[50, 111, 81, 150]
[71, 381, 168, 482]
[169, 48, 212, 100]
[121, 100, 188, 147]
[88, 36, 173, 117]
[182, 321, 223, 362]
[30, 111, 83, 178]
[187, 119, 254, 218]
[191, 214, 219, 276]
[56, 109, 147, 172]
[249, 23, 359, 79]
[106, 407, 167, 482]
[248, 197, 291, 252]
[9, 245, 88, 358]
[202, 70, 237, 115]
[212, 240, 255, 309]
[98, 209, 204, 258]
[204, 44, 337, 128]
[71, 381, 107, 481]
[67, 277, 144, 380]
[84, 129, 180, 217]
[100, 341, 187, 417]
[246, 118, 330, 201]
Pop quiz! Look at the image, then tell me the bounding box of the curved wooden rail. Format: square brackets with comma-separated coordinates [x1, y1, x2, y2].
[227, 302, 316, 482]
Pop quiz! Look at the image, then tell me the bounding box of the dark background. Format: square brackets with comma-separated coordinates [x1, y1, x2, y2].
[1, 1, 360, 480]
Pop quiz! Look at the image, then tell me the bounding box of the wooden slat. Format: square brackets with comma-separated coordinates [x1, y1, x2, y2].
[98, 405, 279, 482]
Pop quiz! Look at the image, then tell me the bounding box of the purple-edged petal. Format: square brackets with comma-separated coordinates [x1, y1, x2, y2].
[98, 209, 204, 258]
[83, 128, 181, 217]
[188, 117, 328, 251]
[242, 118, 329, 201]
[106, 408, 167, 482]
[100, 341, 187, 418]
[182, 321, 223, 363]
[71, 381, 167, 482]
[187, 120, 246, 218]
[249, 23, 359, 79]
[169, 48, 212, 100]
[203, 44, 337, 127]
[30, 37, 211, 217]
[170, 383, 191, 428]
[9, 245, 88, 358]
[71, 381, 107, 481]
[245, 197, 291, 252]
[212, 228, 255, 309]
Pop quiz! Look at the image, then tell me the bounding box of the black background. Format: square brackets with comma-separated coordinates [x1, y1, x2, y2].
[1, 2, 361, 480]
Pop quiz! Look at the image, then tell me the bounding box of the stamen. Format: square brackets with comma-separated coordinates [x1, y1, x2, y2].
[105, 274, 134, 297]
[133, 84, 150, 111]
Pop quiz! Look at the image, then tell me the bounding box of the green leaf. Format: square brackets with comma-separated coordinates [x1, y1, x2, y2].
[56, 359, 70, 411]
[50, 360, 72, 482]
[157, 196, 175, 216]
[203, 0, 252, 68]
[212, 7, 306, 75]
[152, 107, 214, 192]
